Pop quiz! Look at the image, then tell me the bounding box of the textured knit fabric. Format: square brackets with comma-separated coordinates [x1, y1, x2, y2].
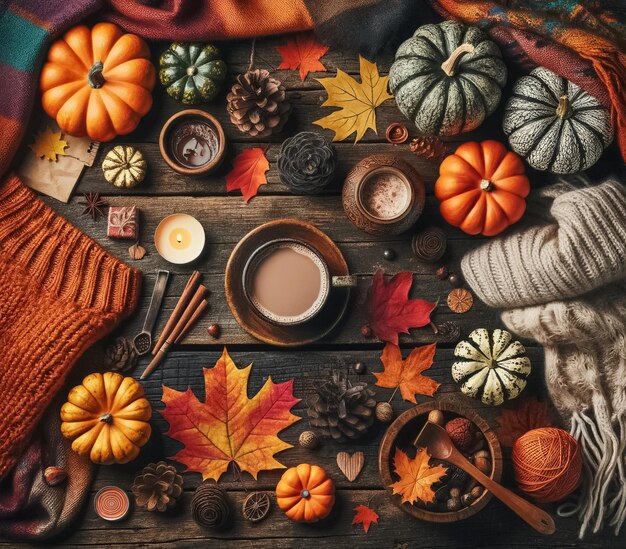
[0, 403, 93, 540]
[462, 179, 626, 308]
[431, 0, 626, 161]
[0, 175, 141, 481]
[461, 177, 626, 537]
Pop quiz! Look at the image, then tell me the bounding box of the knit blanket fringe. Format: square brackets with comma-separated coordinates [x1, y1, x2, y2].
[569, 406, 626, 537]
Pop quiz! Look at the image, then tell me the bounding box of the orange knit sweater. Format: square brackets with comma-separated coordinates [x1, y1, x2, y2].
[0, 175, 141, 480]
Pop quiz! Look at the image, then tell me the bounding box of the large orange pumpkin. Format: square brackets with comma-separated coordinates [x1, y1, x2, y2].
[276, 464, 335, 523]
[435, 140, 530, 236]
[40, 23, 156, 142]
[60, 372, 152, 465]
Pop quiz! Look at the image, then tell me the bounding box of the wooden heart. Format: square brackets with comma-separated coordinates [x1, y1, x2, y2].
[336, 451, 364, 482]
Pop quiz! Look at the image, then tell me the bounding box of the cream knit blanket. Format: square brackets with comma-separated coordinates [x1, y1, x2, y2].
[462, 178, 626, 537]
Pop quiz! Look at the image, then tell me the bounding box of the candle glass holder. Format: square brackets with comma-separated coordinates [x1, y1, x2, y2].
[342, 155, 425, 235]
[159, 110, 226, 175]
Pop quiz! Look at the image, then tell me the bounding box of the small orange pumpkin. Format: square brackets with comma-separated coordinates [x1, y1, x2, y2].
[60, 372, 152, 465]
[40, 22, 156, 142]
[435, 140, 530, 236]
[276, 464, 335, 523]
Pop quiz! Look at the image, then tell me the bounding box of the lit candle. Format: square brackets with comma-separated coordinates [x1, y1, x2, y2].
[154, 214, 205, 264]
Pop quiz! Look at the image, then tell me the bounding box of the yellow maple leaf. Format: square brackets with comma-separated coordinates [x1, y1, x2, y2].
[390, 447, 448, 505]
[30, 127, 68, 161]
[161, 347, 300, 481]
[314, 56, 393, 143]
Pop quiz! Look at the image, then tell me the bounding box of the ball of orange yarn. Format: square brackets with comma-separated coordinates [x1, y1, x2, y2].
[512, 427, 582, 503]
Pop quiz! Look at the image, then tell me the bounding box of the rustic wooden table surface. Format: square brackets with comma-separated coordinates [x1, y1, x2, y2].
[4, 37, 625, 549]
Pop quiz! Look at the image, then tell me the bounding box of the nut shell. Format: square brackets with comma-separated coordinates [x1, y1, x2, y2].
[298, 430, 320, 449]
[44, 466, 67, 486]
[375, 402, 394, 422]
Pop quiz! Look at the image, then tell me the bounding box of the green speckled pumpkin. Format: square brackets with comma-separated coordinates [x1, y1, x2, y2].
[451, 328, 531, 406]
[503, 67, 613, 173]
[389, 21, 507, 136]
[159, 42, 227, 105]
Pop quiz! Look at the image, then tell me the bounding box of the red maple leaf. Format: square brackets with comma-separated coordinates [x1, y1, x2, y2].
[276, 32, 329, 81]
[225, 148, 269, 202]
[352, 504, 379, 533]
[365, 270, 436, 344]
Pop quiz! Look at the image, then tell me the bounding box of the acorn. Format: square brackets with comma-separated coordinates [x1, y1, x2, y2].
[44, 466, 67, 487]
[299, 430, 320, 449]
[375, 402, 393, 422]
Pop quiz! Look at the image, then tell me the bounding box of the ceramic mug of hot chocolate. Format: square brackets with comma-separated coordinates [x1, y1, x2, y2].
[242, 239, 356, 326]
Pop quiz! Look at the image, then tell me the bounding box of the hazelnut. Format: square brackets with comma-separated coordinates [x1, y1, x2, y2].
[461, 493, 475, 506]
[207, 322, 220, 338]
[446, 497, 462, 512]
[449, 487, 461, 499]
[471, 486, 484, 498]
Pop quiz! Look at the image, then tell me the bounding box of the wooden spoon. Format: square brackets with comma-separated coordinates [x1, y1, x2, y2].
[414, 421, 555, 535]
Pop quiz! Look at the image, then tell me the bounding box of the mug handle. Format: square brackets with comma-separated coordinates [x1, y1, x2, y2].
[331, 275, 358, 287]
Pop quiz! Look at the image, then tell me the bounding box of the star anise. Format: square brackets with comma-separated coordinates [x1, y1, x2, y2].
[79, 192, 108, 221]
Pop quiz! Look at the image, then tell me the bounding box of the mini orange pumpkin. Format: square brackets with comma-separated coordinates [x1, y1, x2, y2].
[276, 464, 335, 523]
[435, 140, 530, 236]
[60, 372, 152, 465]
[40, 22, 156, 142]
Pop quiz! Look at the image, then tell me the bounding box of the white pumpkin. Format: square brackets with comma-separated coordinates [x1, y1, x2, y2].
[503, 67, 613, 173]
[452, 328, 531, 406]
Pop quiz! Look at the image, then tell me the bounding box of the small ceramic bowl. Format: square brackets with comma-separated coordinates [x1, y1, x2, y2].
[342, 155, 425, 236]
[159, 109, 226, 175]
[379, 401, 503, 523]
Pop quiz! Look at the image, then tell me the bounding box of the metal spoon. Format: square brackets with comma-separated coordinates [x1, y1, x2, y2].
[414, 421, 556, 535]
[133, 270, 170, 355]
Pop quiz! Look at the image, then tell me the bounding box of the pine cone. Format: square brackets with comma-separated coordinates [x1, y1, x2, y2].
[277, 131, 337, 194]
[306, 371, 377, 442]
[409, 136, 447, 162]
[105, 337, 137, 371]
[227, 69, 291, 137]
[131, 461, 183, 512]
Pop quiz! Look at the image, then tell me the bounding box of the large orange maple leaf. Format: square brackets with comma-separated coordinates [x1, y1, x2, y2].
[374, 343, 440, 403]
[160, 348, 300, 481]
[390, 447, 447, 505]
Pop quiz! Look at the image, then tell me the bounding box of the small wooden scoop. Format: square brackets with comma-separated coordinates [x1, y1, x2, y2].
[414, 421, 555, 535]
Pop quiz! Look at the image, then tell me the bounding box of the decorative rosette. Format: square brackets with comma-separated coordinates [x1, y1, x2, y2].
[277, 131, 337, 194]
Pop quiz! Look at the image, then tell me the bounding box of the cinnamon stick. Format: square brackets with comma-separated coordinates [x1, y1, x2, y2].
[152, 271, 201, 355]
[178, 299, 209, 342]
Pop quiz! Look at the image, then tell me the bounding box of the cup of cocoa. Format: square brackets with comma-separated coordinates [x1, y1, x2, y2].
[242, 239, 356, 326]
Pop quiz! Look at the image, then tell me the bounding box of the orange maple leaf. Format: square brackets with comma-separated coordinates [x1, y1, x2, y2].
[160, 347, 300, 481]
[276, 32, 329, 81]
[374, 343, 440, 403]
[390, 447, 447, 505]
[352, 504, 379, 533]
[225, 148, 269, 202]
[496, 397, 555, 447]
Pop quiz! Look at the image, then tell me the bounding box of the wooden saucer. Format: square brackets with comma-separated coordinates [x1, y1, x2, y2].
[225, 219, 351, 346]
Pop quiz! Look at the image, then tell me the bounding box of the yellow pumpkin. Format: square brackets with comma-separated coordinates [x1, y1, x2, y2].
[60, 372, 152, 464]
[276, 464, 335, 523]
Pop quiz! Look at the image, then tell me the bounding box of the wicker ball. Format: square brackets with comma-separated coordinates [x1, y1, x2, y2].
[191, 483, 231, 529]
[375, 402, 393, 422]
[277, 131, 337, 194]
[299, 430, 320, 449]
[512, 427, 582, 503]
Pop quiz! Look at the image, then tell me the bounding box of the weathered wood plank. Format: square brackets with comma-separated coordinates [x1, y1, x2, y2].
[80, 347, 547, 491]
[79, 142, 441, 197]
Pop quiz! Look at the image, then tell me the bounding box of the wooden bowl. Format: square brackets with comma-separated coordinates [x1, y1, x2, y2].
[159, 109, 226, 175]
[379, 401, 503, 523]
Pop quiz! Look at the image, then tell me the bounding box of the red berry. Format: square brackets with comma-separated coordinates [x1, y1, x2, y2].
[436, 266, 448, 280]
[360, 325, 373, 338]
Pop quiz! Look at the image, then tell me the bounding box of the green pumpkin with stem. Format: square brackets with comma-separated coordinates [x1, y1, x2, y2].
[159, 42, 227, 105]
